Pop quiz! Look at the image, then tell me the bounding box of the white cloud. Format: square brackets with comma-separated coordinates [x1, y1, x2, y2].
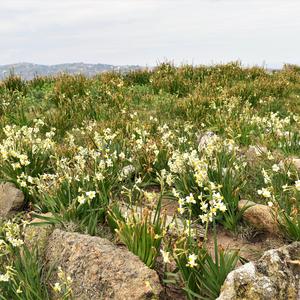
[0, 0, 299, 67]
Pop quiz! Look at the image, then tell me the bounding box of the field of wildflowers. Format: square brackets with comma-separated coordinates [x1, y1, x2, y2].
[0, 62, 299, 299]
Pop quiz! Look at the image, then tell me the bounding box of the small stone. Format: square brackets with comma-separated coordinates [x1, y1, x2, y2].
[121, 165, 135, 177]
[291, 157, 300, 171]
[197, 131, 218, 151]
[0, 182, 24, 218]
[238, 200, 279, 234]
[245, 145, 268, 161]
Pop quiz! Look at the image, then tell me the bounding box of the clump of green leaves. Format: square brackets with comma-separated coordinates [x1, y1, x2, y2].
[0, 220, 50, 300]
[166, 221, 239, 300]
[109, 206, 166, 268]
[278, 209, 300, 241]
[108, 174, 167, 268]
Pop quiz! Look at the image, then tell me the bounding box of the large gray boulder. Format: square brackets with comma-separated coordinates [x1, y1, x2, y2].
[45, 229, 162, 300]
[217, 242, 300, 300]
[0, 182, 24, 218]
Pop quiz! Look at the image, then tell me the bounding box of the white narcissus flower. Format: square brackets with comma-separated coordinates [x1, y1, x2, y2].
[185, 193, 196, 204]
[200, 201, 208, 212]
[53, 282, 61, 292]
[166, 173, 174, 186]
[199, 214, 208, 223]
[9, 238, 23, 247]
[272, 164, 280, 172]
[186, 254, 198, 268]
[77, 195, 86, 204]
[218, 202, 227, 212]
[212, 192, 223, 202]
[86, 191, 96, 200]
[135, 177, 142, 184]
[172, 188, 180, 198]
[0, 272, 10, 282]
[263, 190, 271, 198]
[177, 204, 185, 215]
[295, 180, 300, 191]
[119, 152, 126, 160]
[160, 249, 171, 264]
[66, 276, 73, 284]
[95, 172, 104, 181]
[106, 158, 113, 167]
[257, 188, 271, 198]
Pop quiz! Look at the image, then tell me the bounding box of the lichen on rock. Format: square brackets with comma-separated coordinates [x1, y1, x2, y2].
[45, 229, 162, 300]
[217, 242, 300, 300]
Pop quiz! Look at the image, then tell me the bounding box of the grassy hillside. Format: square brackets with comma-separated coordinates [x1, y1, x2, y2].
[0, 62, 300, 299]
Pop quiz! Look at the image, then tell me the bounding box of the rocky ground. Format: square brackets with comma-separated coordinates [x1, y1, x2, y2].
[1, 178, 299, 299]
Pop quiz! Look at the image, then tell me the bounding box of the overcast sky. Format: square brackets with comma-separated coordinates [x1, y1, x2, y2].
[1, 0, 300, 68]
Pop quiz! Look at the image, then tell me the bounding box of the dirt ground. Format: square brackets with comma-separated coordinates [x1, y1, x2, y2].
[205, 226, 285, 262]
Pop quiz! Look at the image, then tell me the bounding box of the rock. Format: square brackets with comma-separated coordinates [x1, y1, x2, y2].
[287, 157, 300, 171]
[280, 157, 300, 173]
[292, 158, 300, 170]
[245, 145, 268, 161]
[121, 165, 135, 177]
[0, 182, 24, 218]
[197, 131, 219, 151]
[238, 200, 279, 234]
[45, 229, 162, 300]
[24, 213, 54, 253]
[217, 242, 300, 300]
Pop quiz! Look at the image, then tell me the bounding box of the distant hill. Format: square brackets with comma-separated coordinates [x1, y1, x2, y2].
[0, 62, 142, 80]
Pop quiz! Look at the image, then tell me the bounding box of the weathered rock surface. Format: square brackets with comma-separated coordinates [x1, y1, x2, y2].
[24, 213, 54, 253]
[238, 200, 279, 234]
[45, 229, 162, 300]
[0, 182, 24, 218]
[245, 145, 268, 162]
[293, 158, 300, 170]
[197, 131, 218, 151]
[280, 157, 300, 171]
[217, 242, 300, 300]
[289, 157, 300, 171]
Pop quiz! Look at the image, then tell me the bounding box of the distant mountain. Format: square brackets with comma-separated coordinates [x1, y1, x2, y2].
[0, 62, 142, 80]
